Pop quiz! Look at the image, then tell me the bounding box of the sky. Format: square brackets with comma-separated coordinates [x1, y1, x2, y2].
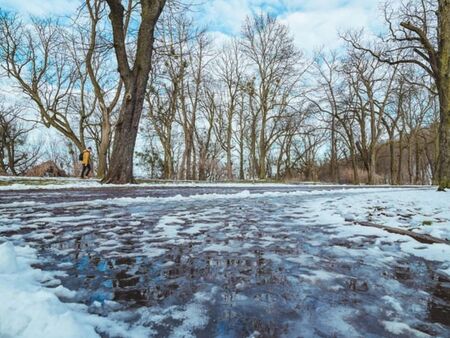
[0, 0, 390, 52]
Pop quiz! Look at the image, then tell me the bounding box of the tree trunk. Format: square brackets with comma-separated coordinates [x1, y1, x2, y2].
[330, 116, 338, 182]
[437, 80, 450, 189]
[415, 139, 421, 184]
[350, 144, 359, 184]
[96, 120, 111, 179]
[250, 112, 257, 180]
[163, 142, 173, 179]
[0, 156, 6, 175]
[436, 0, 449, 189]
[397, 131, 404, 185]
[103, 0, 166, 184]
[258, 115, 267, 179]
[368, 150, 376, 185]
[388, 131, 396, 184]
[105, 84, 146, 183]
[198, 145, 207, 181]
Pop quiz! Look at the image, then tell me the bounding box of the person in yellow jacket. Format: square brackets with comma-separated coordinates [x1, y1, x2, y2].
[80, 147, 92, 179]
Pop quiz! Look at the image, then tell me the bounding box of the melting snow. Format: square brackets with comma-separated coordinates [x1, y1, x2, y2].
[0, 182, 449, 337]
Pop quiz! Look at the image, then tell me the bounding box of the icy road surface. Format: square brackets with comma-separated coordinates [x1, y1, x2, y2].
[1, 184, 449, 337]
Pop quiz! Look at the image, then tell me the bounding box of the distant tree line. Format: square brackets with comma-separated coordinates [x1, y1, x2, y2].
[0, 0, 448, 187]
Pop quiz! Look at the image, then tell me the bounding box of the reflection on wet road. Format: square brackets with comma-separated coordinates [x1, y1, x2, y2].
[1, 186, 449, 337]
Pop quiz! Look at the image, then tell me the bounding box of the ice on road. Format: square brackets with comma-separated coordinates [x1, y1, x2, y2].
[0, 183, 449, 337]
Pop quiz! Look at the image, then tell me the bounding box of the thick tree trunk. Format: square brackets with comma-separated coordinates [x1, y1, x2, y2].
[163, 142, 173, 179]
[96, 121, 111, 179]
[437, 82, 450, 189]
[0, 154, 6, 175]
[104, 84, 146, 184]
[103, 0, 166, 184]
[437, 0, 450, 189]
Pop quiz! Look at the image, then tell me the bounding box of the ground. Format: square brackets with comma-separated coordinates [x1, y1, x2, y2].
[0, 178, 449, 337]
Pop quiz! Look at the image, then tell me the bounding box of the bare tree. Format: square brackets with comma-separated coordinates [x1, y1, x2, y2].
[308, 51, 343, 182]
[0, 103, 40, 175]
[103, 0, 166, 183]
[144, 13, 190, 180]
[241, 14, 303, 179]
[343, 0, 450, 189]
[0, 12, 88, 152]
[177, 27, 210, 180]
[197, 81, 218, 180]
[342, 47, 398, 184]
[80, 0, 123, 178]
[214, 39, 246, 180]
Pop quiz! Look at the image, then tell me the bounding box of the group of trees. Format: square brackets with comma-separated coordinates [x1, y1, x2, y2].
[0, 103, 39, 175]
[0, 0, 448, 187]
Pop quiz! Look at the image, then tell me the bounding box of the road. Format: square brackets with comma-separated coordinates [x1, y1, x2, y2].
[0, 185, 449, 337]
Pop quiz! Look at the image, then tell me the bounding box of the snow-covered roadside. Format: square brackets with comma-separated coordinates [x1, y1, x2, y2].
[0, 242, 148, 338]
[302, 189, 450, 271]
[0, 177, 102, 190]
[310, 189, 450, 241]
[0, 175, 429, 190]
[0, 177, 317, 191]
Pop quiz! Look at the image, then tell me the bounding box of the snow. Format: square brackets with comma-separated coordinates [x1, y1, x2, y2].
[318, 189, 450, 241]
[0, 242, 19, 273]
[301, 188, 450, 247]
[382, 295, 404, 313]
[382, 320, 430, 337]
[0, 242, 148, 338]
[438, 267, 450, 278]
[203, 243, 241, 253]
[400, 241, 450, 262]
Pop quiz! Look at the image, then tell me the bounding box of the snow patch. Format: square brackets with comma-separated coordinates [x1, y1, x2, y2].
[382, 320, 430, 337]
[0, 241, 148, 338]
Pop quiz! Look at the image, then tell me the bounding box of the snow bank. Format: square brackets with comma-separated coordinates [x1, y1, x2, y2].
[0, 242, 147, 338]
[301, 188, 450, 265]
[304, 188, 450, 241]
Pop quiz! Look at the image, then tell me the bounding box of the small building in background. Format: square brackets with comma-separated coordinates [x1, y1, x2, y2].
[25, 161, 67, 177]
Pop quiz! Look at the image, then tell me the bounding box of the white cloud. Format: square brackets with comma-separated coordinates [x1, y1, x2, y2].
[280, 6, 375, 52]
[0, 0, 79, 16]
[199, 0, 392, 52]
[202, 0, 252, 35]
